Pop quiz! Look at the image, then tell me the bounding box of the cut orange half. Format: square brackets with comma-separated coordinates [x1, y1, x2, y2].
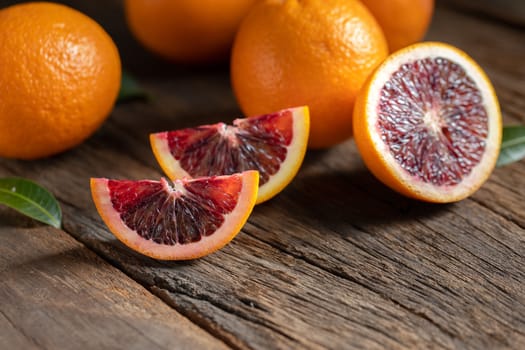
[150, 106, 309, 204]
[353, 42, 502, 203]
[90, 171, 258, 260]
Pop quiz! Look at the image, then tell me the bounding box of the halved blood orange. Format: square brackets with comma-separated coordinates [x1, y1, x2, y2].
[150, 106, 309, 204]
[90, 171, 258, 260]
[353, 42, 502, 203]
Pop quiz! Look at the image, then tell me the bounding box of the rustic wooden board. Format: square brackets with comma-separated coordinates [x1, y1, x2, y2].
[0, 1, 524, 349]
[0, 208, 229, 350]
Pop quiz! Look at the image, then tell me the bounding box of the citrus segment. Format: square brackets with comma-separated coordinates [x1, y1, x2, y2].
[150, 106, 309, 204]
[90, 171, 259, 260]
[353, 42, 502, 203]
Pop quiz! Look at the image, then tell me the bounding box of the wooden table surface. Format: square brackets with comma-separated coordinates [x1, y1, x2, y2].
[1, 1, 524, 349]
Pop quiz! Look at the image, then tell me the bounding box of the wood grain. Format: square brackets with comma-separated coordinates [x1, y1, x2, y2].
[0, 2, 524, 349]
[0, 209, 229, 350]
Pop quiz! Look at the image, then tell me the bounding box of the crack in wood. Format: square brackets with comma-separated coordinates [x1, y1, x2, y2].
[235, 234, 410, 349]
[418, 212, 521, 277]
[151, 287, 242, 350]
[50, 208, 234, 350]
[0, 309, 45, 350]
[470, 194, 525, 232]
[243, 223, 459, 345]
[414, 221, 525, 337]
[150, 276, 305, 346]
[246, 211, 525, 344]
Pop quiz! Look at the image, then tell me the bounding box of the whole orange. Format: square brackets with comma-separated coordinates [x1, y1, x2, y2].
[231, 0, 388, 149]
[360, 0, 434, 52]
[0, 2, 121, 160]
[124, 0, 257, 63]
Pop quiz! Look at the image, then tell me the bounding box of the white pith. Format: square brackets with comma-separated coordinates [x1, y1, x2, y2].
[219, 123, 240, 147]
[161, 177, 185, 199]
[423, 109, 444, 136]
[151, 134, 192, 179]
[365, 43, 501, 202]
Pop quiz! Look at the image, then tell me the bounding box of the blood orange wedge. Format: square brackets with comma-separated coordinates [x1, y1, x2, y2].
[90, 171, 258, 260]
[353, 42, 502, 203]
[150, 106, 309, 204]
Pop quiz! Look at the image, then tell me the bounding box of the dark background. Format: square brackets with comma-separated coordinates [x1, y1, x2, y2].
[0, 0, 522, 77]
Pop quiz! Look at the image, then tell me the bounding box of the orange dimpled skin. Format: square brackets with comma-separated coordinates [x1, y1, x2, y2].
[231, 0, 388, 149]
[0, 2, 121, 159]
[124, 0, 257, 63]
[360, 0, 434, 52]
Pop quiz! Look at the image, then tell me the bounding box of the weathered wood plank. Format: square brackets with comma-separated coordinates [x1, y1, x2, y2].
[0, 208, 229, 350]
[0, 312, 40, 350]
[0, 2, 524, 350]
[6, 144, 523, 349]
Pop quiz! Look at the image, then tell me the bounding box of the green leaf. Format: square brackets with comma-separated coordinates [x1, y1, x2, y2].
[118, 70, 149, 102]
[0, 178, 62, 228]
[497, 126, 525, 167]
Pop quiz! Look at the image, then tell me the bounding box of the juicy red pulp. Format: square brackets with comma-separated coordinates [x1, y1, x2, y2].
[166, 111, 293, 185]
[378, 57, 488, 186]
[108, 177, 242, 245]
